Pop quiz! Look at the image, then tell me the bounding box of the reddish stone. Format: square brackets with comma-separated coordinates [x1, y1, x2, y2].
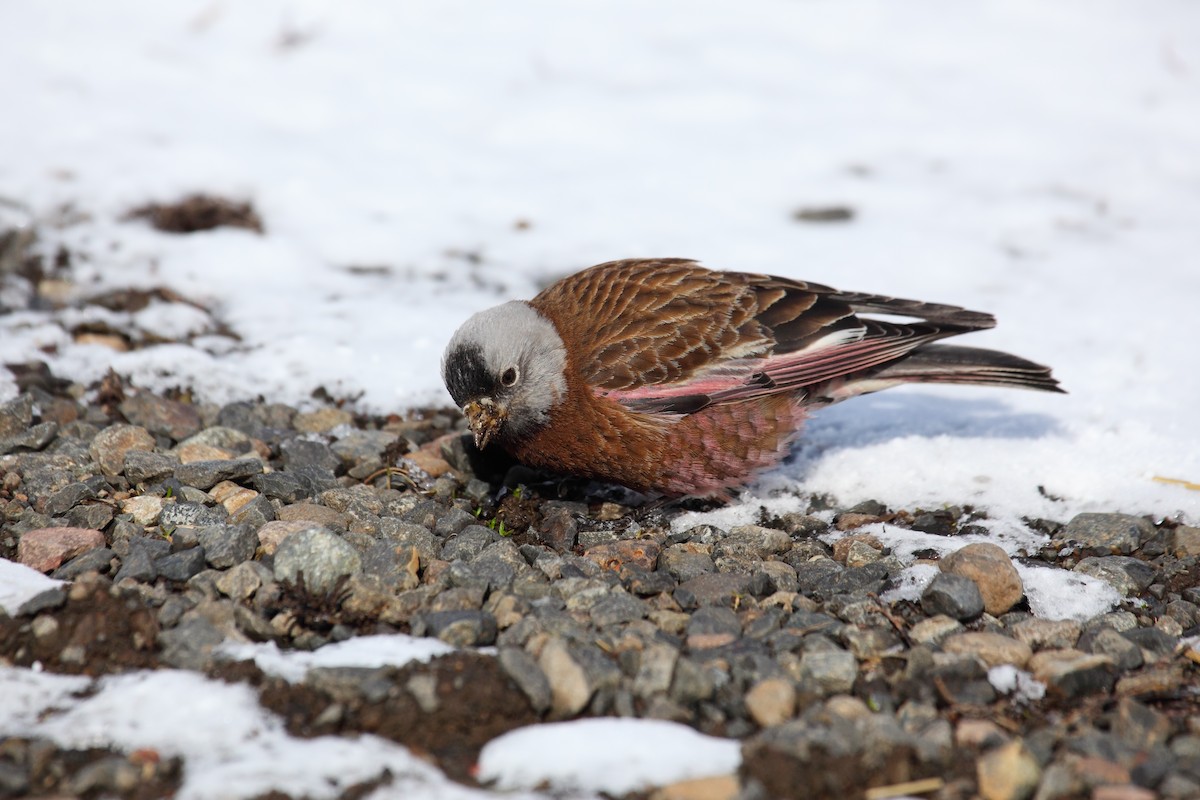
[17, 527, 106, 573]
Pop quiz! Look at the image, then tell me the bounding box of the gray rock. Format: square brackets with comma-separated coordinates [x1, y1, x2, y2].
[797, 648, 858, 695]
[921, 572, 985, 620]
[51, 547, 116, 579]
[499, 646, 552, 713]
[174, 457, 263, 490]
[674, 572, 752, 609]
[658, 544, 716, 581]
[89, 424, 156, 477]
[43, 482, 97, 516]
[1121, 627, 1178, 658]
[123, 450, 180, 484]
[160, 501, 228, 530]
[588, 592, 648, 627]
[249, 471, 311, 502]
[441, 525, 495, 561]
[273, 527, 362, 593]
[155, 547, 207, 581]
[197, 524, 259, 568]
[119, 393, 202, 441]
[536, 504, 578, 551]
[158, 616, 227, 670]
[434, 507, 480, 538]
[1074, 556, 1156, 596]
[230, 495, 275, 529]
[61, 502, 112, 531]
[0, 421, 58, 454]
[1085, 627, 1144, 671]
[1059, 512, 1153, 555]
[412, 609, 497, 646]
[714, 525, 793, 560]
[113, 544, 157, 583]
[687, 606, 742, 649]
[214, 561, 268, 601]
[280, 438, 341, 473]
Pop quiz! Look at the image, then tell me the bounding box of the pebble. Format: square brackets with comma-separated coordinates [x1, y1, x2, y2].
[118, 393, 202, 441]
[1010, 618, 1082, 651]
[1073, 556, 1156, 596]
[197, 524, 259, 568]
[122, 450, 180, 484]
[910, 614, 965, 645]
[174, 457, 263, 490]
[272, 526, 362, 593]
[941, 542, 1024, 615]
[797, 648, 857, 695]
[744, 677, 796, 727]
[921, 572, 985, 620]
[976, 740, 1041, 800]
[89, 424, 156, 477]
[942, 632, 1033, 669]
[1029, 650, 1117, 698]
[538, 636, 594, 718]
[17, 526, 106, 572]
[1059, 513, 1152, 555]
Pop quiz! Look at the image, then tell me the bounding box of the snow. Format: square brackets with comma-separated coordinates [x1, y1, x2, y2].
[1, 2, 1198, 797]
[988, 665, 1047, 704]
[0, 558, 65, 615]
[477, 718, 741, 795]
[0, 667, 542, 800]
[216, 635, 457, 682]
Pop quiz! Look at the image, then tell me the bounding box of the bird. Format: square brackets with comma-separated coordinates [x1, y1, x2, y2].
[441, 258, 1062, 499]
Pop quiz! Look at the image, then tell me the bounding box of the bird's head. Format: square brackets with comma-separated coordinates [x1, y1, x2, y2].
[441, 301, 568, 450]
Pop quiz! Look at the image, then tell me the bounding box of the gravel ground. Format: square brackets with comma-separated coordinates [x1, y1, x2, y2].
[1, 368, 1199, 799]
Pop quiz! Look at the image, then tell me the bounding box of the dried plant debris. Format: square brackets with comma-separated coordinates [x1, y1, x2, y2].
[125, 194, 264, 234]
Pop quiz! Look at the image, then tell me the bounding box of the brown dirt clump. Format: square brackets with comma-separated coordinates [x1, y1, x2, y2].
[125, 194, 263, 234]
[0, 573, 159, 676]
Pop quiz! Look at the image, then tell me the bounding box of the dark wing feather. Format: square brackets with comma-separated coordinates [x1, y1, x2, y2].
[529, 259, 1005, 414]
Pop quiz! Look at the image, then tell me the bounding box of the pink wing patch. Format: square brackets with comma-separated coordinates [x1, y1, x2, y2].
[602, 331, 934, 414]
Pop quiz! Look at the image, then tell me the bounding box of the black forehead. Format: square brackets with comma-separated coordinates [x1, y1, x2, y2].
[443, 342, 496, 405]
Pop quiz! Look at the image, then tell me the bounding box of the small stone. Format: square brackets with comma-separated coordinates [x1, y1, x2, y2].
[257, 519, 320, 555]
[174, 457, 263, 490]
[17, 526, 106, 572]
[155, 547, 207, 581]
[1086, 627, 1144, 671]
[797, 648, 858, 695]
[832, 533, 883, 564]
[51, 547, 116, 579]
[536, 505, 577, 550]
[941, 542, 1024, 616]
[1059, 513, 1152, 555]
[717, 525, 793, 559]
[976, 739, 1040, 800]
[280, 438, 341, 474]
[942, 632, 1033, 669]
[1029, 649, 1117, 698]
[1074, 557, 1156, 596]
[0, 421, 57, 454]
[675, 572, 752, 609]
[120, 495, 164, 526]
[122, 449, 180, 484]
[744, 677, 796, 727]
[160, 501, 227, 530]
[499, 646, 552, 713]
[686, 606, 741, 649]
[1010, 618, 1082, 651]
[197, 524, 259, 568]
[844, 540, 883, 568]
[293, 407, 353, 433]
[1172, 525, 1200, 557]
[89, 424, 156, 477]
[276, 502, 349, 531]
[273, 527, 362, 593]
[1091, 787, 1157, 800]
[42, 482, 97, 516]
[834, 512, 883, 531]
[921, 572, 985, 620]
[658, 543, 716, 581]
[910, 615, 965, 645]
[118, 393, 202, 440]
[539, 637, 593, 718]
[585, 539, 661, 573]
[589, 592, 649, 627]
[412, 609, 497, 646]
[214, 561, 266, 601]
[633, 641, 679, 698]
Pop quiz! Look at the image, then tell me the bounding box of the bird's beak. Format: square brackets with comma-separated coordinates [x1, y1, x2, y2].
[463, 398, 506, 450]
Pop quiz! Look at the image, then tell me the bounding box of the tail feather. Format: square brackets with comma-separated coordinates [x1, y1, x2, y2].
[833, 344, 1064, 399]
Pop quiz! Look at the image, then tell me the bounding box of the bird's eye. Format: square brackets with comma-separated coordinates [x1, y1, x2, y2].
[500, 367, 519, 387]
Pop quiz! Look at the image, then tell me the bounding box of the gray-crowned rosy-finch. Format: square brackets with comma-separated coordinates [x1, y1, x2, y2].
[442, 258, 1061, 498]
